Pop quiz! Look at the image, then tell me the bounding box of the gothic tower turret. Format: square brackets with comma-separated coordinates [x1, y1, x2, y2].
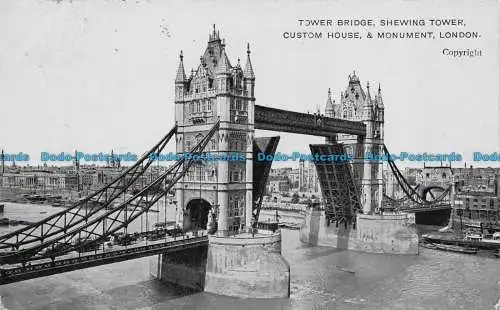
[244, 43, 255, 99]
[324, 88, 337, 143]
[325, 88, 334, 117]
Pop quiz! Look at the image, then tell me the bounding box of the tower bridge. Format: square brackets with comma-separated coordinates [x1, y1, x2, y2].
[0, 26, 434, 298]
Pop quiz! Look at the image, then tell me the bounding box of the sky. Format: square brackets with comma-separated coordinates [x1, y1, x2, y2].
[0, 0, 499, 169]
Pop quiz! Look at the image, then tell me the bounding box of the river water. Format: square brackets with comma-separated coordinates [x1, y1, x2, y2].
[0, 202, 499, 309]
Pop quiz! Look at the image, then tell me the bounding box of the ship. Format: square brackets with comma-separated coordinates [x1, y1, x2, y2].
[422, 232, 500, 250]
[414, 208, 451, 226]
[422, 242, 478, 254]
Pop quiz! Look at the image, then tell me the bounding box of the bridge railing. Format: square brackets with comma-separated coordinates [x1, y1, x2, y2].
[0, 235, 209, 284]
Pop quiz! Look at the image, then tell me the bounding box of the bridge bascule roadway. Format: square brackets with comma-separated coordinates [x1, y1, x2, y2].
[0, 230, 209, 285]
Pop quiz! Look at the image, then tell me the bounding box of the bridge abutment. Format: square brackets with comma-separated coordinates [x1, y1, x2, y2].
[300, 209, 419, 254]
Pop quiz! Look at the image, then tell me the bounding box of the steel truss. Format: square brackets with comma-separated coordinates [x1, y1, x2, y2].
[0, 126, 178, 253]
[310, 143, 361, 228]
[383, 144, 451, 208]
[383, 184, 420, 206]
[0, 121, 219, 265]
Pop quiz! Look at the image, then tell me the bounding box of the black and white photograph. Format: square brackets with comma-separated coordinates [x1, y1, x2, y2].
[0, 0, 499, 309]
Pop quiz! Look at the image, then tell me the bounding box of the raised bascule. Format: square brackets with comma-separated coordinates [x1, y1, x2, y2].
[0, 27, 452, 298]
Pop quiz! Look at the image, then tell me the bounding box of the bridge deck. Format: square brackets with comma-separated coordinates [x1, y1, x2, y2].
[0, 234, 208, 285]
[255, 105, 366, 137]
[399, 204, 452, 213]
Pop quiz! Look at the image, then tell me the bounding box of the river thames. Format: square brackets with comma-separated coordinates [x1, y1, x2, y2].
[0, 202, 499, 309]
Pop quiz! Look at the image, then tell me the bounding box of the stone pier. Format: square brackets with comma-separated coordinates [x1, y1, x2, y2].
[204, 231, 290, 299]
[150, 231, 290, 298]
[300, 209, 419, 254]
[149, 245, 208, 291]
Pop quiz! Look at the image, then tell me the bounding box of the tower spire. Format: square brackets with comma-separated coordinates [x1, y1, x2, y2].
[325, 88, 335, 117]
[376, 83, 384, 107]
[209, 24, 220, 41]
[175, 50, 186, 83]
[244, 43, 255, 79]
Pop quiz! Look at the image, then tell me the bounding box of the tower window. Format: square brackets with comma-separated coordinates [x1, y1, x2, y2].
[231, 170, 241, 182]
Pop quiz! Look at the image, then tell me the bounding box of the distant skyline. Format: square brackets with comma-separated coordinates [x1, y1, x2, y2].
[0, 0, 499, 169]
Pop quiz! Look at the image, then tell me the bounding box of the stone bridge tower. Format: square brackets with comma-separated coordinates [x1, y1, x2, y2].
[333, 72, 385, 214]
[174, 26, 255, 236]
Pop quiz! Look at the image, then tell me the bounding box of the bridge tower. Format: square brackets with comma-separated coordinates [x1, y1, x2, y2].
[335, 72, 385, 214]
[301, 73, 416, 254]
[155, 27, 289, 298]
[174, 26, 255, 236]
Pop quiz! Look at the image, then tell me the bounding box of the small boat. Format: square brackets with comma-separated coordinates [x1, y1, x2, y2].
[279, 222, 300, 230]
[420, 242, 437, 249]
[336, 266, 355, 274]
[495, 250, 500, 258]
[432, 243, 477, 254]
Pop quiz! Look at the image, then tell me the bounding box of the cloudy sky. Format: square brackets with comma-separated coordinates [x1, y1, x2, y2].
[0, 0, 498, 168]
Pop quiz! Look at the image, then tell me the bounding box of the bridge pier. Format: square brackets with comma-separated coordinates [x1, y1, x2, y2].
[149, 244, 208, 291]
[205, 231, 290, 298]
[150, 231, 290, 298]
[300, 209, 419, 254]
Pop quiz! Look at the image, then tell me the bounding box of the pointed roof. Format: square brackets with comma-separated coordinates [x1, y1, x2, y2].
[215, 46, 232, 74]
[376, 83, 384, 107]
[349, 70, 360, 84]
[175, 50, 186, 83]
[244, 43, 255, 79]
[209, 24, 221, 42]
[325, 88, 334, 112]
